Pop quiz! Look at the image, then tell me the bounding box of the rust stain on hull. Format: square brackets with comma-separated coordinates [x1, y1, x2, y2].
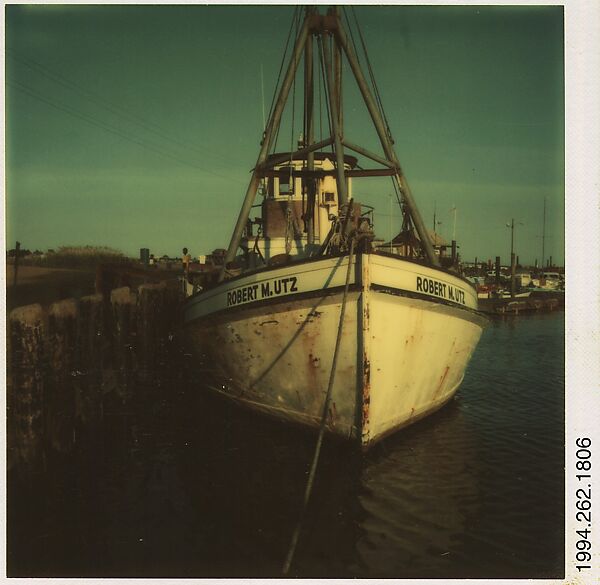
[434, 365, 451, 399]
[361, 354, 371, 445]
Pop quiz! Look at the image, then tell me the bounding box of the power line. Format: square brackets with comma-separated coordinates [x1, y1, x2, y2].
[8, 78, 245, 184]
[6, 47, 235, 169]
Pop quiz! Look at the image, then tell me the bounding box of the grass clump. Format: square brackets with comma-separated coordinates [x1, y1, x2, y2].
[26, 245, 130, 269]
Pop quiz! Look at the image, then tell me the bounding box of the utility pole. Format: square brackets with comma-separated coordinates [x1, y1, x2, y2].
[451, 204, 457, 241]
[509, 218, 514, 259]
[451, 204, 457, 267]
[432, 202, 442, 241]
[507, 218, 523, 298]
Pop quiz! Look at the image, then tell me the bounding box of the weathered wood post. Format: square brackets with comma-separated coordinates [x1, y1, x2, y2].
[46, 298, 78, 456]
[8, 304, 45, 472]
[510, 252, 516, 298]
[13, 240, 21, 287]
[495, 256, 501, 286]
[77, 293, 105, 373]
[137, 282, 167, 374]
[75, 293, 105, 446]
[110, 287, 137, 392]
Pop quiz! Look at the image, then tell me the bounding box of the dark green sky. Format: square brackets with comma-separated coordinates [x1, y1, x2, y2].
[5, 4, 564, 264]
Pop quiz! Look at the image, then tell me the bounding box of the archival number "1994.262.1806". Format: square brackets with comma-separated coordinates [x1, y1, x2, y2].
[574, 437, 593, 573]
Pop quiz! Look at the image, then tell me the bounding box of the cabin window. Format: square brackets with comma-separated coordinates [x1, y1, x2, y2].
[279, 174, 294, 196]
[322, 192, 336, 204]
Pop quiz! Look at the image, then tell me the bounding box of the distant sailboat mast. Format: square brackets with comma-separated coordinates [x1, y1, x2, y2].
[432, 201, 442, 244]
[541, 196, 546, 269]
[259, 64, 267, 197]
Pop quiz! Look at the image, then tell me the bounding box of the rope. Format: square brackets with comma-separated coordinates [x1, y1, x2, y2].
[285, 203, 293, 255]
[317, 35, 334, 150]
[252, 223, 265, 264]
[290, 9, 299, 161]
[349, 6, 394, 142]
[342, 8, 406, 228]
[282, 236, 356, 575]
[271, 8, 302, 154]
[266, 7, 299, 139]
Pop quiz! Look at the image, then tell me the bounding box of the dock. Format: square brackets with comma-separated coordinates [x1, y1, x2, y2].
[478, 291, 564, 315]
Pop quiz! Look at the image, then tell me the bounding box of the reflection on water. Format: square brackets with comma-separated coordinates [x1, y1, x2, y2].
[7, 312, 564, 578]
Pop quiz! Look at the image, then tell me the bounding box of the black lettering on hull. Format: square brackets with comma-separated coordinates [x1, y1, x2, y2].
[415, 274, 468, 306]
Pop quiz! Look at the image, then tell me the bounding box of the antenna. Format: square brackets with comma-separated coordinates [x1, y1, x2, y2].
[261, 64, 266, 131]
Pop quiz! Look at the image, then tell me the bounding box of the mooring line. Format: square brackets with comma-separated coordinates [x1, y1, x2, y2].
[282, 238, 356, 575]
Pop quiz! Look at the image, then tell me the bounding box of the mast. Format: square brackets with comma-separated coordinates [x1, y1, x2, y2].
[333, 6, 343, 130]
[219, 15, 310, 281]
[321, 30, 348, 206]
[304, 7, 316, 244]
[219, 7, 441, 280]
[260, 64, 266, 131]
[332, 15, 439, 266]
[541, 196, 546, 270]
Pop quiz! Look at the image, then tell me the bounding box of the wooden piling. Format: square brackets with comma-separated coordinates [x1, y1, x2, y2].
[77, 293, 105, 371]
[110, 286, 138, 377]
[510, 252, 516, 298]
[8, 304, 45, 471]
[7, 280, 180, 471]
[13, 241, 21, 287]
[46, 298, 78, 456]
[495, 256, 501, 285]
[75, 294, 105, 443]
[137, 283, 167, 370]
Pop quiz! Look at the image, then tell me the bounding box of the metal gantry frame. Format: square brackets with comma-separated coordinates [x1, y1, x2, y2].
[220, 7, 439, 281]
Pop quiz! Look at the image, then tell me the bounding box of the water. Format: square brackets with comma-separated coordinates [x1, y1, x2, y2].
[7, 312, 564, 578]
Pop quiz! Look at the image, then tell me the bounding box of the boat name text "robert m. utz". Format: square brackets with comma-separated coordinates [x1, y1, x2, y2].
[416, 275, 466, 305]
[227, 277, 299, 307]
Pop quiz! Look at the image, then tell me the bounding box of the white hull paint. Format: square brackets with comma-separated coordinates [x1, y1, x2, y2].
[184, 253, 486, 448]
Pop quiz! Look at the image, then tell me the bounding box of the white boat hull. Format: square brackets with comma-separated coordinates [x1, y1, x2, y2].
[184, 253, 486, 448]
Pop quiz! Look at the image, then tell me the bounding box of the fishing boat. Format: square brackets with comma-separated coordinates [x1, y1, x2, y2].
[183, 7, 487, 448]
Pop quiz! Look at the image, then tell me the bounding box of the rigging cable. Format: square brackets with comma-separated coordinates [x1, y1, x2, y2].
[265, 6, 299, 138]
[348, 7, 395, 142]
[316, 35, 334, 158]
[342, 9, 405, 224]
[285, 9, 302, 255]
[270, 6, 301, 154]
[287, 5, 300, 176]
